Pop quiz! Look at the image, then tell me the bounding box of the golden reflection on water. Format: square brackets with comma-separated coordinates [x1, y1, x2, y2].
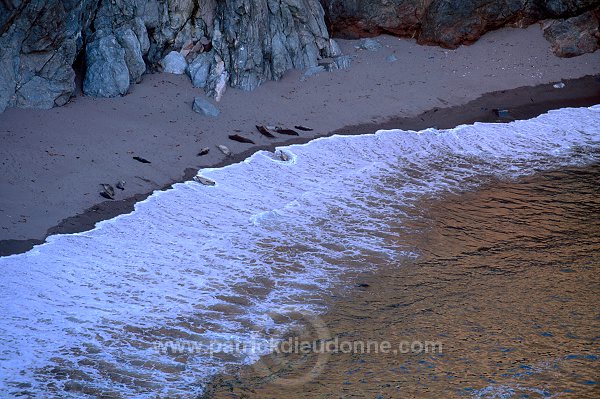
[207, 164, 600, 398]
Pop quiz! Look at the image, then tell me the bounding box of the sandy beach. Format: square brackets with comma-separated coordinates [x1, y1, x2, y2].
[1, 25, 599, 256]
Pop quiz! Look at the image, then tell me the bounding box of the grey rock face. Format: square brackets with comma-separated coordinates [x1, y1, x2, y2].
[0, 0, 329, 111]
[542, 9, 600, 57]
[116, 27, 146, 83]
[329, 39, 343, 56]
[304, 65, 326, 77]
[0, 0, 83, 111]
[210, 0, 333, 92]
[83, 35, 130, 97]
[192, 96, 220, 117]
[187, 51, 214, 88]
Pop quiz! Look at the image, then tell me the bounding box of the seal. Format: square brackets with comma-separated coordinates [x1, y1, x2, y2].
[116, 180, 126, 190]
[100, 183, 115, 199]
[277, 151, 290, 162]
[217, 144, 232, 156]
[133, 156, 151, 163]
[229, 134, 255, 144]
[256, 125, 275, 138]
[193, 176, 216, 186]
[294, 125, 313, 131]
[197, 147, 210, 156]
[275, 127, 299, 136]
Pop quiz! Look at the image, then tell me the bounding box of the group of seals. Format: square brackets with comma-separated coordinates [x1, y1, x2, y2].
[100, 181, 125, 199]
[192, 123, 313, 188]
[255, 125, 312, 137]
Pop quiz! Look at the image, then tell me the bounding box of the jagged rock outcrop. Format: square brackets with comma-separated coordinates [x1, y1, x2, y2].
[320, 0, 600, 49]
[83, 33, 130, 97]
[0, 0, 86, 110]
[0, 0, 333, 112]
[542, 9, 600, 57]
[211, 0, 331, 91]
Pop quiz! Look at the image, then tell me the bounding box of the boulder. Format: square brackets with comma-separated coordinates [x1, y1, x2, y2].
[360, 38, 383, 51]
[160, 51, 187, 74]
[192, 96, 220, 117]
[83, 35, 130, 97]
[542, 9, 600, 57]
[334, 55, 352, 69]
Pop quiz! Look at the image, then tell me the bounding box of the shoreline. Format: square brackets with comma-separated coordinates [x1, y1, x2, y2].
[1, 75, 599, 256]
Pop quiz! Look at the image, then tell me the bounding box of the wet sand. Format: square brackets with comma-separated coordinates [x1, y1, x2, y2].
[203, 164, 600, 398]
[1, 25, 600, 256]
[1, 76, 599, 256]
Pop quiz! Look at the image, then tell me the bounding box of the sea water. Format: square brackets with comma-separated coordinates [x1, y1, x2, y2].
[0, 106, 598, 398]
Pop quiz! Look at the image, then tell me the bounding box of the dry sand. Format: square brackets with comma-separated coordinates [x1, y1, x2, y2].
[0, 25, 599, 253]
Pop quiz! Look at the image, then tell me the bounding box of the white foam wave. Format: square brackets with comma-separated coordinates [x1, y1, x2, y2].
[0, 106, 598, 397]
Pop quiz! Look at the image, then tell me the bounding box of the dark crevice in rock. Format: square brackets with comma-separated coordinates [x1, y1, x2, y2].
[72, 46, 87, 95]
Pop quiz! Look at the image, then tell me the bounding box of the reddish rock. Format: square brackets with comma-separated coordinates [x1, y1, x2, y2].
[542, 9, 600, 57]
[321, 0, 600, 51]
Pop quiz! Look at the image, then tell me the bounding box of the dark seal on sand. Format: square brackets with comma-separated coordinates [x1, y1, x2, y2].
[229, 134, 255, 144]
[133, 156, 151, 164]
[256, 125, 276, 138]
[100, 184, 115, 199]
[275, 128, 300, 136]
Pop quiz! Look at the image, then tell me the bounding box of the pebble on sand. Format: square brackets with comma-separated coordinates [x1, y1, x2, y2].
[359, 38, 382, 51]
[193, 96, 220, 117]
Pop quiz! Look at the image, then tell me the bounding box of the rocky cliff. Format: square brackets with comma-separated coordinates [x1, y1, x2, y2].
[0, 0, 333, 112]
[320, 1, 599, 47]
[0, 0, 598, 113]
